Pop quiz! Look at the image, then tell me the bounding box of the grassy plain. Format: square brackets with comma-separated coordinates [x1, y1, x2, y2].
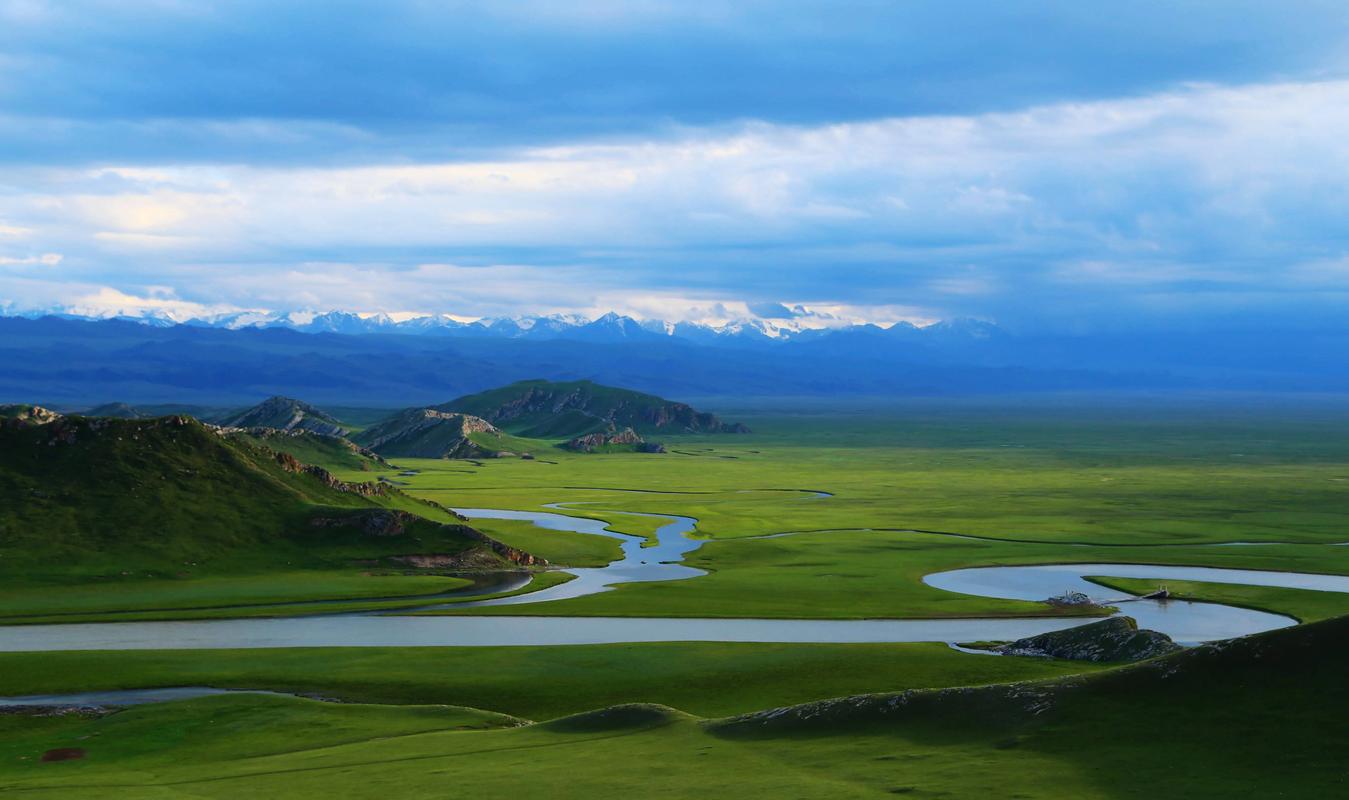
[0, 642, 1097, 720]
[1089, 575, 1349, 622]
[2, 404, 1347, 796]
[334, 406, 1349, 619]
[0, 617, 1342, 799]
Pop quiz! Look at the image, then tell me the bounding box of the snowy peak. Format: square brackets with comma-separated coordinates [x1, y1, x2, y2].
[7, 306, 1003, 349]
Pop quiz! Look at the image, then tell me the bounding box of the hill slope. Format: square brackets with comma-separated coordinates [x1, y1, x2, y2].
[229, 429, 388, 472]
[0, 411, 529, 577]
[441, 379, 749, 437]
[84, 402, 149, 418]
[217, 396, 347, 436]
[351, 409, 522, 459]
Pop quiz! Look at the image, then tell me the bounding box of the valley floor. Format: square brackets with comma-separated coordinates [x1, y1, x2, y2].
[3, 405, 1348, 796]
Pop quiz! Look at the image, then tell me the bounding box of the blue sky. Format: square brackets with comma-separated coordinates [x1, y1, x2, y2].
[1, 0, 1348, 329]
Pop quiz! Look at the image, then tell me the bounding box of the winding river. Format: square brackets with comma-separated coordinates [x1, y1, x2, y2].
[1, 500, 1345, 653]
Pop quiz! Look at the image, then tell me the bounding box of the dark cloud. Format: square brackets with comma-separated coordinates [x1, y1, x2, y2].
[2, 1, 1346, 164]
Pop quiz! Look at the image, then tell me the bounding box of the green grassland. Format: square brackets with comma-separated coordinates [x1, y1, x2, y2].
[0, 642, 1098, 721]
[2, 404, 1347, 796]
[1089, 575, 1349, 622]
[231, 430, 385, 472]
[4, 406, 1348, 624]
[332, 408, 1349, 619]
[0, 616, 1341, 799]
[0, 415, 550, 621]
[470, 518, 623, 566]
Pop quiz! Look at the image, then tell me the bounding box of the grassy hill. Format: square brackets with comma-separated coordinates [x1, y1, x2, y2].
[229, 429, 386, 472]
[216, 395, 348, 436]
[351, 408, 540, 459]
[83, 402, 148, 419]
[0, 411, 528, 581]
[441, 379, 750, 437]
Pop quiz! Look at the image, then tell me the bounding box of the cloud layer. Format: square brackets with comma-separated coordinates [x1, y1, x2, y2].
[1, 1, 1348, 330]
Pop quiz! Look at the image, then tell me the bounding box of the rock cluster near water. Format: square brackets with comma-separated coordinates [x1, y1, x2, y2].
[997, 617, 1182, 662]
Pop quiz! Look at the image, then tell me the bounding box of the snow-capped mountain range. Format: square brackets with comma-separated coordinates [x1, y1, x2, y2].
[7, 307, 1004, 347]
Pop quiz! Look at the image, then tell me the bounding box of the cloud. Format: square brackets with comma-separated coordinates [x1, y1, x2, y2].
[2, 21, 1349, 331]
[2, 1, 1347, 166]
[747, 302, 797, 318]
[0, 252, 61, 266]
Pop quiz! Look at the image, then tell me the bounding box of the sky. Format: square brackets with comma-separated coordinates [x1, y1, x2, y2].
[1, 0, 1348, 331]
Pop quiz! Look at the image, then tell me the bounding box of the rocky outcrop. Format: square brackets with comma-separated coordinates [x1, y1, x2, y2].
[2, 410, 197, 445]
[218, 396, 347, 437]
[310, 508, 418, 536]
[240, 427, 391, 467]
[0, 404, 64, 428]
[351, 409, 505, 459]
[996, 617, 1182, 662]
[562, 427, 667, 453]
[272, 451, 389, 498]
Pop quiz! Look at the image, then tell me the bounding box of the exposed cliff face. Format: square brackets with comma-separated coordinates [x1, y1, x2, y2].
[996, 617, 1182, 662]
[218, 396, 348, 437]
[442, 379, 750, 436]
[350, 409, 506, 459]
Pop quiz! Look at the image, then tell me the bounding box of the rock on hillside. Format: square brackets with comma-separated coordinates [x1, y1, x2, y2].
[562, 427, 666, 453]
[997, 617, 1182, 662]
[231, 428, 389, 471]
[351, 409, 507, 459]
[0, 404, 63, 427]
[441, 379, 749, 437]
[218, 396, 347, 436]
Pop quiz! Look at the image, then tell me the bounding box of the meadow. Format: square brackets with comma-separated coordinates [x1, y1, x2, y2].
[2, 403, 1347, 797]
[0, 617, 1342, 799]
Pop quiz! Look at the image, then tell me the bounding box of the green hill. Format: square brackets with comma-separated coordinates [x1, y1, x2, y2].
[351, 408, 532, 459]
[0, 411, 529, 579]
[229, 429, 388, 472]
[440, 379, 750, 437]
[217, 395, 348, 436]
[84, 402, 149, 419]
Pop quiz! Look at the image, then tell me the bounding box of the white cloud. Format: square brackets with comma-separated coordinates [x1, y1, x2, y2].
[2, 78, 1348, 325]
[0, 252, 61, 266]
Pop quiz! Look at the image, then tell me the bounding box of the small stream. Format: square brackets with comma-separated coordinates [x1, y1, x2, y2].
[437, 505, 701, 608]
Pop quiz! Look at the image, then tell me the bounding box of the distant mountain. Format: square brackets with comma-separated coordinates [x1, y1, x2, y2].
[11, 305, 963, 347]
[351, 409, 520, 459]
[84, 402, 149, 419]
[218, 396, 348, 437]
[9, 313, 1346, 406]
[0, 410, 533, 576]
[441, 379, 750, 437]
